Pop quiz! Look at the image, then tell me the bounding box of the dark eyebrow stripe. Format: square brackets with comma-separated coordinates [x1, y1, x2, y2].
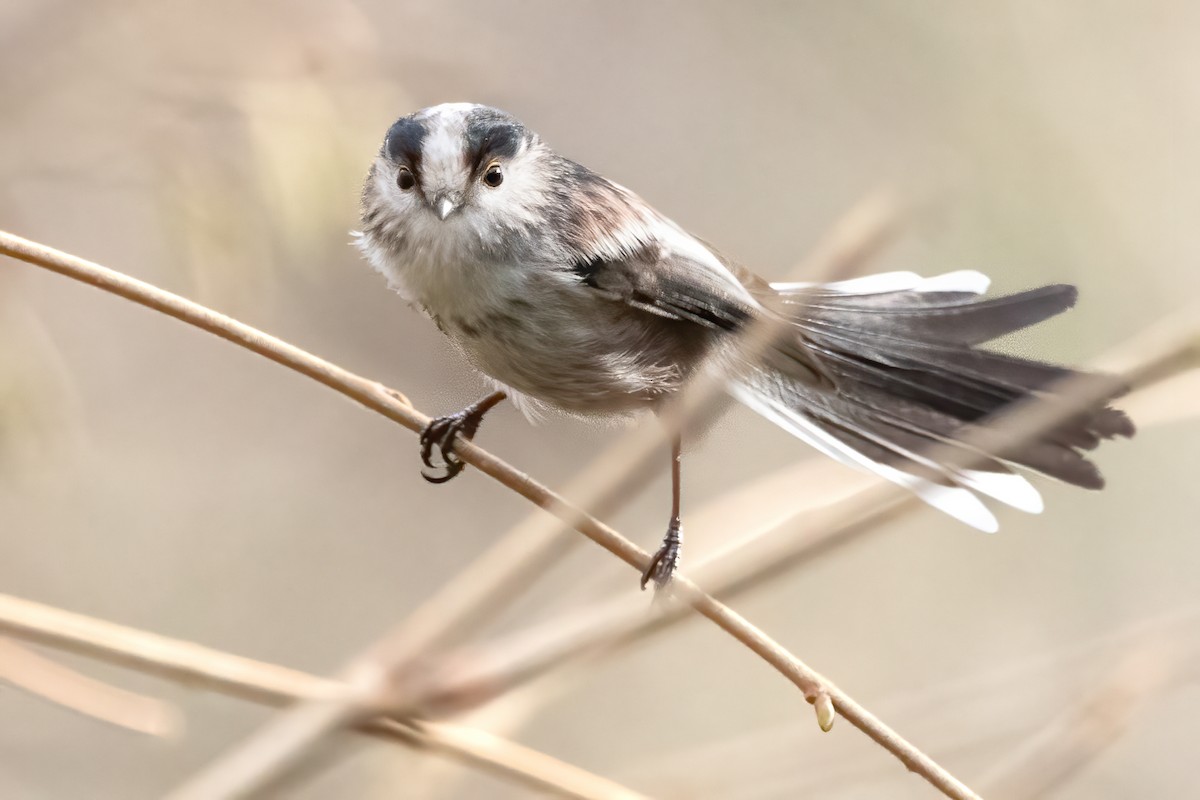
[464, 108, 526, 172]
[383, 117, 428, 169]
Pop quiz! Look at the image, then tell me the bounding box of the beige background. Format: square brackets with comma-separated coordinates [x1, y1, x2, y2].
[0, 2, 1197, 798]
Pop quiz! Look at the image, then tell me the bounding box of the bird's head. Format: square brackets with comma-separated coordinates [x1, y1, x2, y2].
[362, 103, 547, 238]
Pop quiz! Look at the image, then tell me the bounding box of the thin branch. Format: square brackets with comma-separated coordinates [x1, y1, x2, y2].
[417, 302, 1200, 711]
[154, 190, 902, 796]
[0, 593, 351, 706]
[326, 302, 1197, 799]
[163, 434, 676, 800]
[401, 720, 650, 800]
[0, 637, 177, 736]
[0, 225, 980, 800]
[390, 485, 909, 718]
[0, 593, 646, 800]
[170, 190, 901, 797]
[392, 462, 892, 737]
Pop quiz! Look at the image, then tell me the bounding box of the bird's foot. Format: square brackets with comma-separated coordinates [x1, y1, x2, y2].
[640, 517, 682, 591]
[419, 392, 506, 483]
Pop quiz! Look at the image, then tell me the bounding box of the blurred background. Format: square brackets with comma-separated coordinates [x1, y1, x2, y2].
[1, 1, 1198, 798]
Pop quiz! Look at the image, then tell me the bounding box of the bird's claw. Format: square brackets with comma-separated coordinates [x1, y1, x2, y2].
[419, 413, 471, 483]
[418, 392, 505, 484]
[641, 518, 682, 590]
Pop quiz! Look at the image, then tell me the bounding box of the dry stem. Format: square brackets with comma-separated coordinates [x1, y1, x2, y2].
[0, 593, 645, 800]
[2, 224, 978, 800]
[0, 637, 177, 736]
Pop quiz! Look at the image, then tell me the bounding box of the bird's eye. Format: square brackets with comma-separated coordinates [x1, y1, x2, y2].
[483, 163, 504, 188]
[396, 167, 416, 191]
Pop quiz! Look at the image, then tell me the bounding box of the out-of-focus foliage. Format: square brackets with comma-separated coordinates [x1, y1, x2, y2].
[0, 302, 78, 477]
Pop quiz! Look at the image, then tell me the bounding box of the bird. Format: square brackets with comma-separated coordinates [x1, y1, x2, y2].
[355, 102, 1134, 590]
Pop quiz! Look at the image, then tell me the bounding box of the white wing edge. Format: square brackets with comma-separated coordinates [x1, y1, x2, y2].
[771, 269, 991, 297]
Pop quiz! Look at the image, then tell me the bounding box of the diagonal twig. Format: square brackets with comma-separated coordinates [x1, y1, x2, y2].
[1, 224, 979, 800]
[621, 606, 1200, 797]
[409, 302, 1199, 714]
[165, 190, 902, 798]
[316, 293, 1196, 800]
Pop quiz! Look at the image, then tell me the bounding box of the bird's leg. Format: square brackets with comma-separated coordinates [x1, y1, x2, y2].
[419, 390, 507, 483]
[641, 432, 684, 590]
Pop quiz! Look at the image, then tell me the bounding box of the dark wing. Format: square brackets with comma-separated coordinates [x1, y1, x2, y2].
[546, 158, 755, 331]
[569, 244, 753, 332]
[566, 236, 840, 397]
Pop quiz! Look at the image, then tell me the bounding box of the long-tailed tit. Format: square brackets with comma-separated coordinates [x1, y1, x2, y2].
[357, 103, 1134, 589]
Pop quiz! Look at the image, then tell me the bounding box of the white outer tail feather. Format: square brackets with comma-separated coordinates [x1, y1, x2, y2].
[729, 382, 1015, 530]
[729, 381, 1003, 532]
[957, 470, 1044, 514]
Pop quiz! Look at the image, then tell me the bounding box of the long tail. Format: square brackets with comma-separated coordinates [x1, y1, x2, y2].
[731, 270, 1135, 531]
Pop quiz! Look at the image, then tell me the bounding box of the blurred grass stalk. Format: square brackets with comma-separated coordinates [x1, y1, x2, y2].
[0, 593, 645, 800]
[0, 637, 178, 737]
